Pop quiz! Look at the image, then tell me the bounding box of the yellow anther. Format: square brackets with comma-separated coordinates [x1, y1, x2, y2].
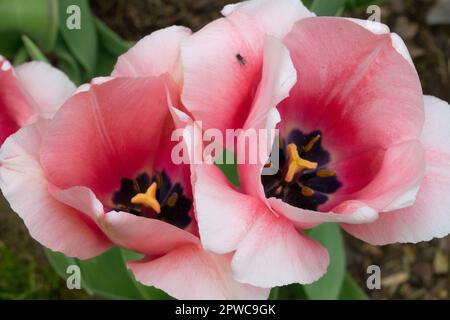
[156, 172, 163, 189]
[167, 192, 178, 207]
[316, 169, 336, 177]
[131, 182, 161, 214]
[284, 143, 318, 183]
[301, 186, 315, 197]
[303, 134, 321, 153]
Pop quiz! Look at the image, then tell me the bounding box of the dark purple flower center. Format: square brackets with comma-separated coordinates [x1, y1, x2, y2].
[112, 171, 192, 229]
[261, 129, 342, 211]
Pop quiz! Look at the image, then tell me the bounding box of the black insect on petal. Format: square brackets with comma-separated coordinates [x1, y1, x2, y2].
[236, 53, 246, 66]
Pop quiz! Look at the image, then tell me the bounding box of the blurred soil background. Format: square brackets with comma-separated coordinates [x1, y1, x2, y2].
[1, 0, 449, 299]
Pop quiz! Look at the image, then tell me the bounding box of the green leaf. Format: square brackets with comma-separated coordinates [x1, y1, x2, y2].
[13, 46, 29, 66]
[58, 0, 97, 76]
[215, 150, 240, 186]
[302, 0, 314, 8]
[22, 35, 48, 63]
[45, 249, 79, 280]
[53, 38, 84, 85]
[94, 17, 130, 57]
[0, 31, 22, 58]
[309, 0, 347, 16]
[345, 0, 383, 10]
[339, 273, 369, 300]
[0, 0, 58, 51]
[304, 223, 346, 300]
[93, 48, 118, 77]
[268, 287, 280, 300]
[277, 283, 307, 300]
[45, 247, 171, 299]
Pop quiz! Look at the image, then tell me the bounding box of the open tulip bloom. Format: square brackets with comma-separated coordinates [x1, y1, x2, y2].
[1, 0, 449, 300]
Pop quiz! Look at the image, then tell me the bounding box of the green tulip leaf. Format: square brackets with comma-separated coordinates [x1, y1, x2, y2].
[304, 223, 346, 300]
[45, 247, 170, 299]
[0, 0, 58, 51]
[22, 35, 48, 63]
[58, 0, 97, 75]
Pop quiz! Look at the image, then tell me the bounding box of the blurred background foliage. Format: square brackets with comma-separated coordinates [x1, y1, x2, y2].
[0, 0, 449, 300]
[0, 0, 131, 84]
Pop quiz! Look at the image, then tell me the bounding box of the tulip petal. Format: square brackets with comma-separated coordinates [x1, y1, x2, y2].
[343, 96, 450, 244]
[280, 17, 423, 158]
[40, 76, 177, 200]
[181, 12, 264, 132]
[0, 121, 111, 258]
[238, 36, 296, 202]
[346, 18, 415, 68]
[193, 163, 261, 254]
[128, 244, 270, 300]
[99, 210, 198, 257]
[0, 57, 34, 143]
[231, 212, 329, 287]
[333, 139, 425, 212]
[222, 0, 314, 38]
[15, 61, 76, 119]
[112, 26, 191, 83]
[269, 198, 378, 229]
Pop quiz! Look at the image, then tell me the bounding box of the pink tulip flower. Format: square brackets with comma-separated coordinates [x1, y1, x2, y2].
[0, 15, 277, 298]
[0, 74, 268, 299]
[0, 56, 75, 144]
[189, 0, 450, 288]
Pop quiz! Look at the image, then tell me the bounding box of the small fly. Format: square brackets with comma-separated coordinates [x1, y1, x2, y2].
[236, 53, 246, 66]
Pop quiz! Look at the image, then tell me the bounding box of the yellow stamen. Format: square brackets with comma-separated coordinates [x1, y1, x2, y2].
[156, 172, 163, 189]
[167, 192, 178, 207]
[316, 169, 336, 177]
[303, 134, 321, 153]
[131, 182, 161, 214]
[284, 143, 318, 183]
[301, 186, 314, 197]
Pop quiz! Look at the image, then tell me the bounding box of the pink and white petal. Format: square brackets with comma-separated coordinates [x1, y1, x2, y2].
[232, 213, 329, 287]
[40, 76, 176, 200]
[346, 18, 414, 68]
[269, 197, 378, 229]
[243, 36, 296, 132]
[113, 26, 191, 83]
[345, 18, 390, 34]
[221, 0, 314, 38]
[239, 108, 281, 204]
[50, 186, 105, 221]
[152, 113, 193, 199]
[343, 96, 450, 244]
[0, 58, 34, 143]
[238, 36, 296, 201]
[193, 163, 262, 254]
[129, 244, 270, 300]
[342, 140, 425, 212]
[280, 17, 423, 159]
[0, 122, 111, 258]
[15, 61, 76, 119]
[181, 12, 264, 132]
[99, 210, 198, 257]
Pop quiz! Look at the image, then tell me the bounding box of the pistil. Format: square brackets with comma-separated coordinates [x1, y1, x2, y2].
[131, 182, 161, 214]
[284, 143, 318, 183]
